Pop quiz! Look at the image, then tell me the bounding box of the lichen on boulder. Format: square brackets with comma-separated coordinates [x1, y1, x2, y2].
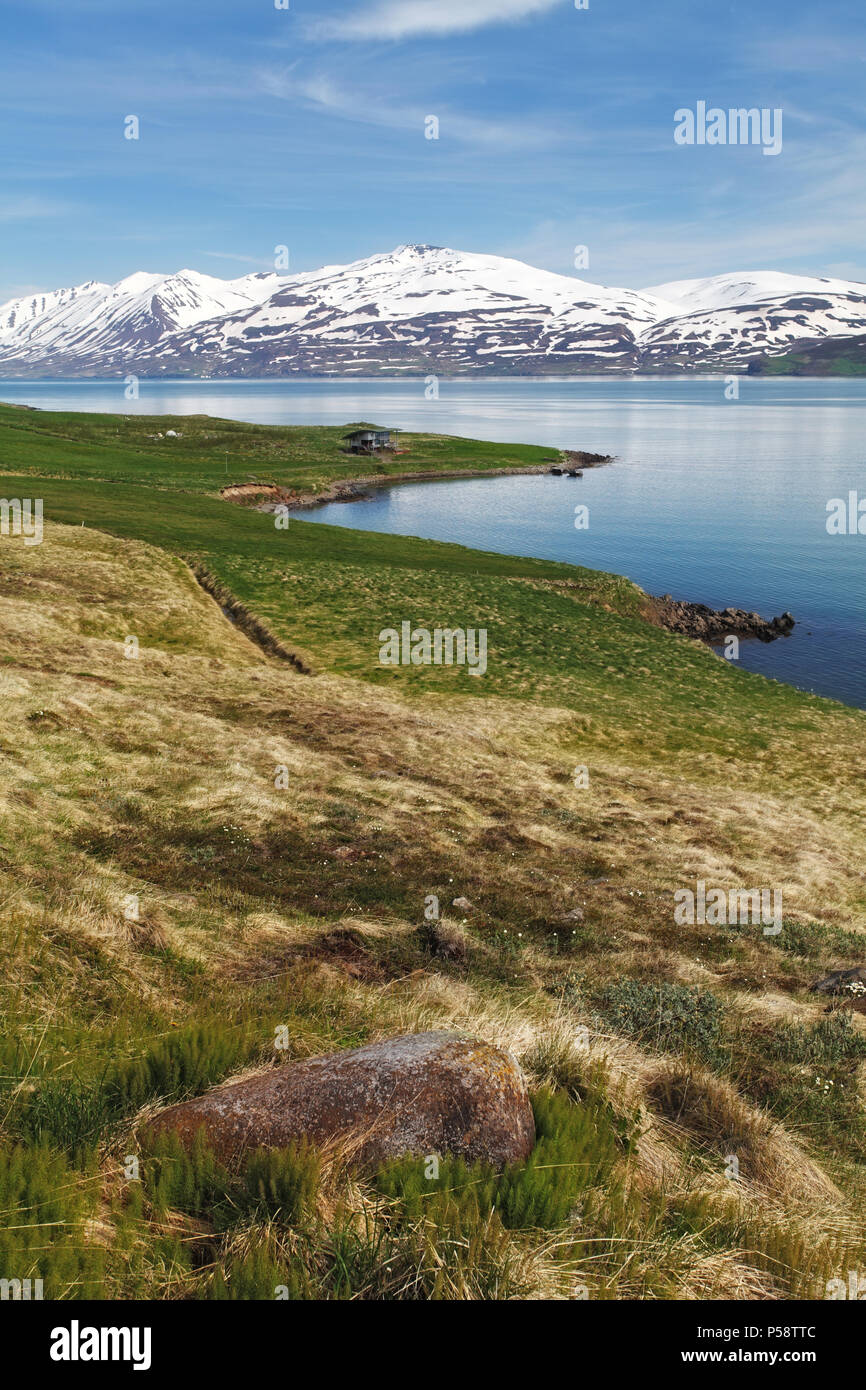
[145, 1031, 535, 1169]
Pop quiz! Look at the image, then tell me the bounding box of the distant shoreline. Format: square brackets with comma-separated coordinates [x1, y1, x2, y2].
[224, 449, 612, 512]
[1, 363, 865, 384]
[243, 464, 550, 511]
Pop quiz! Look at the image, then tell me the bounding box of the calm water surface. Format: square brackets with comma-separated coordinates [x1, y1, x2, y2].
[2, 376, 864, 707]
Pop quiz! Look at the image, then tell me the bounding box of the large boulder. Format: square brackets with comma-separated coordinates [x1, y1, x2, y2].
[145, 1031, 535, 1168]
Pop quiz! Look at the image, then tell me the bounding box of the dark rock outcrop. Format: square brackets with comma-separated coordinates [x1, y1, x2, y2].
[810, 965, 866, 995]
[561, 450, 612, 469]
[651, 595, 795, 645]
[145, 1031, 535, 1168]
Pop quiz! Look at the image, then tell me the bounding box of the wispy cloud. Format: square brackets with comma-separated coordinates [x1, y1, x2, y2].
[257, 65, 563, 149]
[198, 250, 274, 267]
[505, 129, 866, 286]
[0, 195, 74, 222]
[2, 0, 864, 292]
[311, 0, 561, 42]
[745, 33, 866, 74]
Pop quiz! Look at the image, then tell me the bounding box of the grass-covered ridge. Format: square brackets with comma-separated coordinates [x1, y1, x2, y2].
[1, 406, 865, 1300]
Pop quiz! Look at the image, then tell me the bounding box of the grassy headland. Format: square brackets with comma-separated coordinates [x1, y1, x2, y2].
[0, 404, 864, 1300]
[0, 402, 561, 497]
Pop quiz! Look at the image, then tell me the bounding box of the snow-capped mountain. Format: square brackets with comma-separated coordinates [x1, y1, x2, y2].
[640, 270, 866, 369]
[140, 245, 677, 376]
[1, 246, 865, 377]
[0, 269, 284, 372]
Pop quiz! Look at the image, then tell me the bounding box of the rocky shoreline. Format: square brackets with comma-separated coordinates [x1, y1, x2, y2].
[561, 449, 613, 469]
[549, 450, 613, 476]
[649, 593, 795, 645]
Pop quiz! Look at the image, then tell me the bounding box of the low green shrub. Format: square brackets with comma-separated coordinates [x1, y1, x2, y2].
[141, 1129, 231, 1219]
[208, 1243, 308, 1300]
[139, 1130, 320, 1228]
[20, 1079, 118, 1161]
[767, 1011, 866, 1065]
[0, 1143, 105, 1299]
[377, 1086, 620, 1233]
[602, 979, 724, 1059]
[106, 1021, 263, 1113]
[775, 919, 865, 960]
[12, 1020, 266, 1158]
[239, 1143, 320, 1223]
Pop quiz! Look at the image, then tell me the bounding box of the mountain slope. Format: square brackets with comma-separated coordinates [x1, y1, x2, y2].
[642, 270, 863, 313]
[640, 271, 866, 370]
[144, 244, 677, 376]
[2, 246, 865, 376]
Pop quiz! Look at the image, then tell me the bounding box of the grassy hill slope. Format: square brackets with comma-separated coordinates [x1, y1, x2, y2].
[1, 408, 865, 1300]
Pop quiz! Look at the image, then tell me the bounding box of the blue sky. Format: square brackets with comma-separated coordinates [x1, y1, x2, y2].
[1, 0, 864, 300]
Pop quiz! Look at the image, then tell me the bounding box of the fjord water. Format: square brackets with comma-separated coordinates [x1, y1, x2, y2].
[2, 376, 864, 707]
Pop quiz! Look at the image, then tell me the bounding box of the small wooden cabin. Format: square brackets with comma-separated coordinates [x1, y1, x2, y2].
[343, 429, 396, 455]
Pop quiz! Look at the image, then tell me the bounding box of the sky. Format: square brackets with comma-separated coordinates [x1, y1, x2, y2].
[1, 0, 864, 301]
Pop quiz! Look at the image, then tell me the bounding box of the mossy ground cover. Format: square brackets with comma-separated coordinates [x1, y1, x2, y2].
[0, 407, 865, 1298]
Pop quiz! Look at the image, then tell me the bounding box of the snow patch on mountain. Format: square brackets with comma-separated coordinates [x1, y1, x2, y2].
[642, 270, 863, 315]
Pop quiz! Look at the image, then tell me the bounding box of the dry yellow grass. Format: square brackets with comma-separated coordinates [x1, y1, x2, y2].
[2, 521, 865, 1299]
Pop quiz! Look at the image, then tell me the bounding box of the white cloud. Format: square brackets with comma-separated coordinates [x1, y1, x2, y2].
[313, 0, 561, 42]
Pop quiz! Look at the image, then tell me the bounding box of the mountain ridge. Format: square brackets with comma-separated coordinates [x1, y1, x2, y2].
[2, 244, 865, 377]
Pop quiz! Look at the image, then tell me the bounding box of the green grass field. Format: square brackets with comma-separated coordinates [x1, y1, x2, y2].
[1, 404, 865, 1300]
[0, 401, 558, 495]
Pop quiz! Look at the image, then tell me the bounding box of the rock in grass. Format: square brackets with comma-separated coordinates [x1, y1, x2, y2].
[145, 1031, 535, 1168]
[810, 965, 866, 995]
